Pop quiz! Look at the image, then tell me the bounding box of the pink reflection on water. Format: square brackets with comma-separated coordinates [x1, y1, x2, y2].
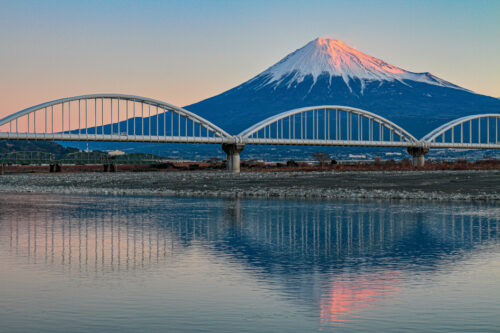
[320, 270, 401, 325]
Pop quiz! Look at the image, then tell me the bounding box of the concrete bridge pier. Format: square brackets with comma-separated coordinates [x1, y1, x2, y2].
[407, 147, 430, 167]
[103, 164, 116, 172]
[50, 164, 62, 172]
[222, 143, 245, 173]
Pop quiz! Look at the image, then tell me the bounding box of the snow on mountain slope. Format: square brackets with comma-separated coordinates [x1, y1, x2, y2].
[253, 38, 466, 92]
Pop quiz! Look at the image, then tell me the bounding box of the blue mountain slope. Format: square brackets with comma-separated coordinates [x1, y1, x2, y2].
[185, 72, 500, 140]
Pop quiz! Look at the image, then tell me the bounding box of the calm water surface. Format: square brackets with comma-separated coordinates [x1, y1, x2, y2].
[0, 193, 499, 332]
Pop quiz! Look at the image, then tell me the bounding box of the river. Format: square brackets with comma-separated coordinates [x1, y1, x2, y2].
[0, 193, 499, 332]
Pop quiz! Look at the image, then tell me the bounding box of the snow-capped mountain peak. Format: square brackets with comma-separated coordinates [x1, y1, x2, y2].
[255, 37, 464, 91]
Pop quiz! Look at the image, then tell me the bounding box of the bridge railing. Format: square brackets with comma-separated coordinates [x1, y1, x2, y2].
[0, 151, 56, 165]
[0, 94, 231, 143]
[238, 106, 418, 147]
[59, 151, 110, 164]
[113, 153, 164, 165]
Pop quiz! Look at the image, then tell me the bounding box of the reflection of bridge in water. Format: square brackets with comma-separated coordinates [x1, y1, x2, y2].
[1, 195, 498, 323]
[2, 197, 498, 273]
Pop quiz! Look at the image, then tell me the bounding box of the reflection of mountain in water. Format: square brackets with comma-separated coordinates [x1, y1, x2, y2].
[0, 195, 498, 324]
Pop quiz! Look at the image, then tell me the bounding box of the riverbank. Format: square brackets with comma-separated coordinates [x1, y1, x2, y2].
[0, 170, 499, 201]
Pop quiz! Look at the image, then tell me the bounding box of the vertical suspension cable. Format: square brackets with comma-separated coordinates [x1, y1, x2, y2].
[496, 117, 498, 144]
[280, 118, 283, 140]
[327, 110, 330, 140]
[101, 98, 104, 136]
[378, 122, 382, 142]
[110, 99, 115, 137]
[303, 113, 306, 139]
[288, 115, 291, 140]
[133, 100, 136, 138]
[315, 109, 318, 139]
[370, 119, 373, 142]
[487, 117, 489, 144]
[118, 98, 120, 136]
[478, 118, 481, 144]
[62, 102, 64, 134]
[335, 109, 338, 140]
[191, 118, 194, 139]
[78, 100, 81, 136]
[460, 123, 463, 144]
[156, 106, 159, 139]
[324, 109, 326, 140]
[345, 111, 348, 141]
[360, 116, 363, 141]
[312, 110, 315, 140]
[349, 112, 352, 141]
[94, 99, 97, 139]
[469, 120, 472, 144]
[149, 103, 151, 140]
[85, 99, 88, 138]
[141, 102, 144, 137]
[357, 114, 360, 141]
[276, 119, 278, 140]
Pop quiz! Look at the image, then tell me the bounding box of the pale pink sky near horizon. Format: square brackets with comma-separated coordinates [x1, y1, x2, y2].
[0, 0, 499, 119]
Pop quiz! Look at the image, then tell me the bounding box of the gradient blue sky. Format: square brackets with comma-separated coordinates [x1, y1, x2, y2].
[0, 0, 499, 117]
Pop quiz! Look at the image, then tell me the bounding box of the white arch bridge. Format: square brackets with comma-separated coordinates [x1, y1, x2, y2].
[0, 94, 499, 172]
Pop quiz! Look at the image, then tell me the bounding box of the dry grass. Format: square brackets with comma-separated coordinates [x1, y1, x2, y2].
[2, 159, 499, 174]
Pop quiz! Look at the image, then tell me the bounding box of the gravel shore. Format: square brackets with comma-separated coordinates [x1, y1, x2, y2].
[0, 170, 499, 201]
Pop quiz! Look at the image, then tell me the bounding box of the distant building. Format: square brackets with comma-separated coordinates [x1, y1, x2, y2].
[108, 150, 125, 157]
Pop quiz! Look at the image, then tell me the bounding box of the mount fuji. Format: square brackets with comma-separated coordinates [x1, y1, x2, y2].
[186, 38, 500, 138]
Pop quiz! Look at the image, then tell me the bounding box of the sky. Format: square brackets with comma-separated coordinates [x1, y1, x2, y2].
[0, 0, 499, 119]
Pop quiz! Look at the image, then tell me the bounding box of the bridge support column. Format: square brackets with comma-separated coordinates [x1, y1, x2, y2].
[407, 147, 429, 167]
[50, 164, 55, 173]
[222, 143, 244, 173]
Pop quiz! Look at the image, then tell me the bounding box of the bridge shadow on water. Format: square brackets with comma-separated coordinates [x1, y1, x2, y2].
[0, 194, 498, 325]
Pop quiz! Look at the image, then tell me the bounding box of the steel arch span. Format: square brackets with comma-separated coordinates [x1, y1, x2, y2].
[421, 114, 500, 149]
[0, 94, 231, 143]
[238, 106, 419, 147]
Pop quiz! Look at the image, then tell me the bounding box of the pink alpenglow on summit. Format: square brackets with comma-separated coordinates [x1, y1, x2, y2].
[256, 38, 464, 91]
[186, 37, 498, 137]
